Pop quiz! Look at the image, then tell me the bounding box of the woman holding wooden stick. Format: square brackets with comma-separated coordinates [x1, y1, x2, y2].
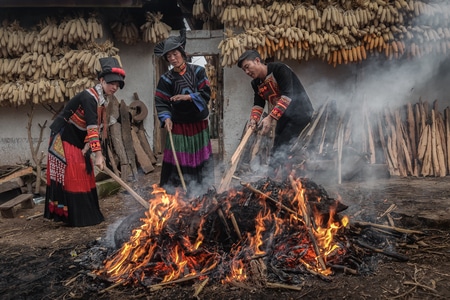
[154, 29, 214, 195]
[45, 57, 125, 227]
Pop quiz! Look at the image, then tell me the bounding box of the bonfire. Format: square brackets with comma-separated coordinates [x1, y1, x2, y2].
[96, 175, 352, 289]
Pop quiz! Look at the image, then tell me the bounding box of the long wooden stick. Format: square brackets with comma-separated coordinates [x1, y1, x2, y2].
[168, 129, 187, 192]
[352, 221, 424, 234]
[218, 127, 253, 193]
[101, 166, 149, 209]
[355, 240, 409, 261]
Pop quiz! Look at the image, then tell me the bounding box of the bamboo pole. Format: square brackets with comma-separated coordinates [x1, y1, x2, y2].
[168, 130, 187, 192]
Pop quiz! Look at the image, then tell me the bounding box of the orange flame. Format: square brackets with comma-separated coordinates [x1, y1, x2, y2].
[100, 178, 349, 285]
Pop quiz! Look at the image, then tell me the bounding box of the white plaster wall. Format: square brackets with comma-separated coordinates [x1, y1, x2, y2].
[0, 105, 51, 165]
[113, 41, 156, 142]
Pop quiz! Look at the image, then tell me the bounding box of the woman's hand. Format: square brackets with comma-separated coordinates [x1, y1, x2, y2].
[81, 143, 90, 155]
[164, 118, 173, 132]
[94, 151, 105, 171]
[170, 94, 191, 102]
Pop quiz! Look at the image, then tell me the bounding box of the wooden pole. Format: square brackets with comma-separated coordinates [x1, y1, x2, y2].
[218, 127, 253, 193]
[101, 166, 149, 209]
[168, 130, 187, 192]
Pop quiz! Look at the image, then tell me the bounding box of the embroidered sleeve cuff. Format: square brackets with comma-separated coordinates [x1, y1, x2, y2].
[158, 112, 171, 128]
[190, 93, 205, 112]
[250, 105, 264, 123]
[86, 127, 101, 152]
[269, 96, 292, 120]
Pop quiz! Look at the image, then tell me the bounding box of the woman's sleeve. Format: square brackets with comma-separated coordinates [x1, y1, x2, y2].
[190, 66, 211, 112]
[81, 93, 102, 152]
[155, 75, 173, 127]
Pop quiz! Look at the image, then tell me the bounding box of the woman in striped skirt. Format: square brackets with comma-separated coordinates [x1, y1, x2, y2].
[154, 30, 214, 195]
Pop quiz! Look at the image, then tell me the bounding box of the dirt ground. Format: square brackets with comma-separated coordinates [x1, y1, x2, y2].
[1, 164, 449, 300]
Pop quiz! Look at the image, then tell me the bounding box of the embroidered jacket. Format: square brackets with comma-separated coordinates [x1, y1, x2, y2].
[50, 86, 104, 152]
[249, 62, 313, 126]
[155, 63, 211, 125]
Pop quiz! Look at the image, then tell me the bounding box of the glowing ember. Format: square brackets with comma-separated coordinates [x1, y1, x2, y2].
[97, 177, 349, 287]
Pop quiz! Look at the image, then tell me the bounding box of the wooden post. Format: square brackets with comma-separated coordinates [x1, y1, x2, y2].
[107, 96, 129, 179]
[120, 99, 138, 179]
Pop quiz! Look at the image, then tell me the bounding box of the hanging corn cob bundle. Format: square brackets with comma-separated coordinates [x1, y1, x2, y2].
[140, 11, 172, 44]
[242, 27, 266, 57]
[267, 1, 296, 27]
[192, 0, 206, 19]
[61, 15, 103, 45]
[4, 21, 28, 58]
[220, 4, 269, 29]
[0, 11, 124, 107]
[214, 0, 450, 67]
[111, 21, 140, 45]
[0, 24, 9, 58]
[219, 5, 240, 28]
[218, 28, 245, 67]
[37, 17, 62, 51]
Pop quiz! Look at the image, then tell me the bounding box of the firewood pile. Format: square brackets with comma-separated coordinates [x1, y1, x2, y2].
[92, 176, 420, 294]
[209, 0, 450, 67]
[290, 99, 450, 179]
[104, 94, 157, 182]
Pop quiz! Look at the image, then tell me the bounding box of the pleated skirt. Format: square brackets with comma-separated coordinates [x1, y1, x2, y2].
[44, 125, 104, 227]
[160, 119, 214, 194]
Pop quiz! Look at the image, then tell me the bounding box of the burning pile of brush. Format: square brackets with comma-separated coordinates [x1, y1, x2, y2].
[95, 175, 359, 288]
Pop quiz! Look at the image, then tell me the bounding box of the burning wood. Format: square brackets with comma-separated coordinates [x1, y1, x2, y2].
[92, 176, 418, 297]
[94, 176, 360, 289]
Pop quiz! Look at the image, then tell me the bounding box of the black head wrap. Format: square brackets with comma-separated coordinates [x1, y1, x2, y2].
[154, 29, 187, 61]
[97, 57, 126, 89]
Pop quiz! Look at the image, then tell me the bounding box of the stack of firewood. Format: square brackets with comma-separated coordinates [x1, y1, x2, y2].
[105, 93, 157, 181]
[291, 98, 450, 178]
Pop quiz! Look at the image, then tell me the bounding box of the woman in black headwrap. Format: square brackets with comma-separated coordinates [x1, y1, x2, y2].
[154, 29, 214, 195]
[45, 57, 125, 227]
